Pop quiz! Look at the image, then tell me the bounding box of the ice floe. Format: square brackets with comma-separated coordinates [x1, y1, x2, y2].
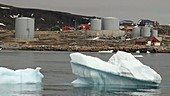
[0, 67, 44, 84]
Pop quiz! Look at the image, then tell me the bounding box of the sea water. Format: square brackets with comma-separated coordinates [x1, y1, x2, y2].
[0, 50, 170, 96]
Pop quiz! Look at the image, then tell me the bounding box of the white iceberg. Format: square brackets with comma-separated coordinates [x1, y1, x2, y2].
[70, 51, 162, 87]
[0, 67, 44, 84]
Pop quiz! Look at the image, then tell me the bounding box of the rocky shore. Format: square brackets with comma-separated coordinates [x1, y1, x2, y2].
[3, 44, 169, 53]
[0, 30, 170, 53]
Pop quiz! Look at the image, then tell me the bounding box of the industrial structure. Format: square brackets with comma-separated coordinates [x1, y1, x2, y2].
[151, 30, 158, 37]
[102, 17, 119, 30]
[132, 27, 141, 38]
[90, 18, 102, 30]
[132, 26, 158, 38]
[89, 17, 125, 37]
[141, 26, 151, 37]
[132, 24, 161, 46]
[137, 19, 159, 27]
[15, 17, 35, 39]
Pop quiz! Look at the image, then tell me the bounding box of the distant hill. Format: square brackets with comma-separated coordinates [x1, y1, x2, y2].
[0, 3, 91, 31]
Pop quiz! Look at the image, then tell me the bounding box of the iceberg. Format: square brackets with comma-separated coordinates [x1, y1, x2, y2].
[0, 67, 44, 84]
[70, 51, 162, 87]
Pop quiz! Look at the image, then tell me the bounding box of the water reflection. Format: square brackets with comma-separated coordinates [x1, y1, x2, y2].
[73, 84, 161, 96]
[0, 84, 42, 96]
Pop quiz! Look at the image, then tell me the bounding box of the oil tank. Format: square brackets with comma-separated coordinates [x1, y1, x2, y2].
[15, 17, 35, 39]
[132, 27, 141, 37]
[102, 17, 119, 30]
[141, 26, 151, 37]
[151, 29, 158, 37]
[90, 18, 102, 30]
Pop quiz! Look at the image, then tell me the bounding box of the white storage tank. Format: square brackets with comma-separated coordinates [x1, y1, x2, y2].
[102, 17, 119, 30]
[91, 18, 102, 30]
[132, 27, 141, 38]
[15, 17, 35, 39]
[141, 26, 151, 37]
[151, 29, 158, 37]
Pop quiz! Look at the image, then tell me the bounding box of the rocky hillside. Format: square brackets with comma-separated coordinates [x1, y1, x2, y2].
[0, 4, 91, 31]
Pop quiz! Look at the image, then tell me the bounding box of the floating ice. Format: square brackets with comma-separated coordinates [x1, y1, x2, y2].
[70, 51, 162, 87]
[0, 7, 10, 9]
[133, 55, 143, 58]
[0, 67, 44, 84]
[98, 50, 113, 53]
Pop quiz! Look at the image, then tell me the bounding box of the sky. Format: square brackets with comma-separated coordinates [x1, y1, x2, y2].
[0, 0, 170, 24]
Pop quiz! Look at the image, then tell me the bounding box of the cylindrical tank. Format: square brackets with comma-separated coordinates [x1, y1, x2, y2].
[102, 17, 119, 30]
[141, 26, 151, 37]
[15, 17, 35, 39]
[151, 29, 158, 37]
[90, 18, 102, 30]
[132, 27, 141, 37]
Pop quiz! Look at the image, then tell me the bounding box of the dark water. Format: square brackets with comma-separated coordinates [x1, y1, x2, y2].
[0, 50, 170, 96]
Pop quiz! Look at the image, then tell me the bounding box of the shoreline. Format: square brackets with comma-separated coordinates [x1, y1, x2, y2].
[1, 44, 170, 53]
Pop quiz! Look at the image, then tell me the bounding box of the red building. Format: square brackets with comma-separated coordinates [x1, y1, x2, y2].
[78, 24, 90, 30]
[63, 26, 75, 31]
[147, 37, 161, 46]
[135, 38, 148, 45]
[135, 37, 161, 46]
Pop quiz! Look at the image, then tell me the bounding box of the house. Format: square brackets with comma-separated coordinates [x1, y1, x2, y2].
[147, 37, 161, 46]
[62, 26, 75, 31]
[119, 20, 136, 31]
[135, 37, 161, 46]
[78, 24, 90, 30]
[135, 38, 148, 45]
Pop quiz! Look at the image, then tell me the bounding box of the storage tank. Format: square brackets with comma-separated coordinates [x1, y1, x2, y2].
[132, 27, 141, 37]
[91, 18, 102, 30]
[102, 17, 119, 30]
[15, 17, 35, 39]
[141, 26, 151, 37]
[151, 29, 158, 37]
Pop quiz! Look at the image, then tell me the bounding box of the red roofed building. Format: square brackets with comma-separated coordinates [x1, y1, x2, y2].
[79, 24, 90, 30]
[63, 26, 75, 31]
[135, 38, 148, 45]
[135, 37, 161, 46]
[147, 37, 161, 46]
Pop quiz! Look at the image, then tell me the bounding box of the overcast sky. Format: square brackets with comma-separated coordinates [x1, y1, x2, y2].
[1, 0, 170, 24]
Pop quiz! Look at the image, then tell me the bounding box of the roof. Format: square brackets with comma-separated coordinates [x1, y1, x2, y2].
[148, 37, 161, 42]
[120, 20, 136, 26]
[135, 37, 161, 42]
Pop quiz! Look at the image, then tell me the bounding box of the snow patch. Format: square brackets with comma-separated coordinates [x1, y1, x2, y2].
[0, 23, 6, 26]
